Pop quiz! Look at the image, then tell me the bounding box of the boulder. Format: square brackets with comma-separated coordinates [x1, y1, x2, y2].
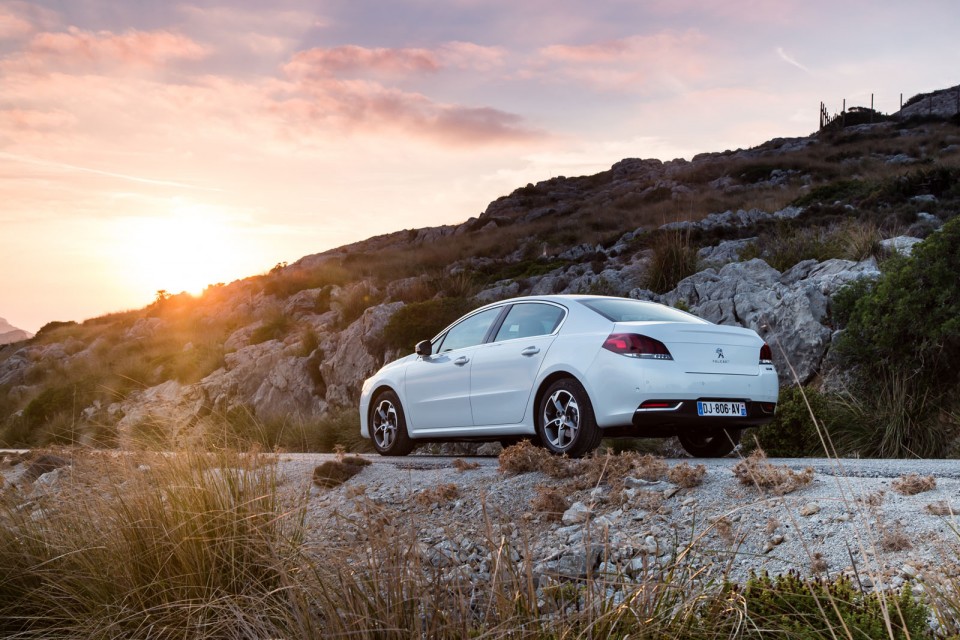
[661, 257, 880, 384]
[319, 302, 404, 408]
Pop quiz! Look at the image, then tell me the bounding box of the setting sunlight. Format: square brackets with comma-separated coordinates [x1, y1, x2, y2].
[111, 202, 256, 298]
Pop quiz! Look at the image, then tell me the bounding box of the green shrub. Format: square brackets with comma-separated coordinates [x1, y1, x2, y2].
[744, 386, 834, 457]
[382, 297, 474, 353]
[792, 178, 875, 206]
[836, 217, 960, 385]
[832, 216, 960, 456]
[733, 571, 929, 639]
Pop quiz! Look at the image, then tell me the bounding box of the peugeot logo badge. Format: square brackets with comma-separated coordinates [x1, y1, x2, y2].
[715, 347, 725, 359]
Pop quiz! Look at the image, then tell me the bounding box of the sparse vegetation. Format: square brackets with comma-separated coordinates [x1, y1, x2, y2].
[452, 458, 480, 472]
[415, 483, 459, 505]
[530, 485, 569, 520]
[832, 217, 960, 457]
[892, 473, 937, 496]
[313, 455, 371, 488]
[382, 296, 475, 352]
[667, 462, 707, 488]
[644, 228, 699, 293]
[732, 450, 815, 495]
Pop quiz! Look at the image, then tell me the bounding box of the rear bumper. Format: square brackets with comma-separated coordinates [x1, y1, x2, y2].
[602, 399, 776, 437]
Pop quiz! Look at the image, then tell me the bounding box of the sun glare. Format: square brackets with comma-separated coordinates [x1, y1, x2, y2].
[112, 203, 255, 299]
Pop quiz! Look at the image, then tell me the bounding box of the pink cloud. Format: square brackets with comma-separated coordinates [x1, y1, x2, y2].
[0, 10, 33, 40]
[284, 41, 507, 78]
[275, 41, 531, 145]
[532, 31, 711, 91]
[436, 41, 507, 71]
[273, 74, 542, 146]
[0, 107, 76, 132]
[285, 45, 442, 77]
[25, 26, 209, 70]
[540, 40, 632, 63]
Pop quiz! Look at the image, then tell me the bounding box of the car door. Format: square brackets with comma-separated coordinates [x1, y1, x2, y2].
[469, 302, 566, 426]
[402, 306, 504, 433]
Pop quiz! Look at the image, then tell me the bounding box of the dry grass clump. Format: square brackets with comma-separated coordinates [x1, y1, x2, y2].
[731, 450, 814, 495]
[879, 522, 913, 552]
[630, 490, 665, 512]
[765, 516, 780, 536]
[313, 456, 371, 488]
[498, 440, 576, 477]
[892, 473, 937, 496]
[416, 483, 459, 505]
[531, 485, 570, 521]
[499, 443, 670, 495]
[713, 516, 735, 545]
[810, 552, 828, 575]
[452, 458, 480, 472]
[667, 462, 706, 488]
[926, 501, 953, 516]
[856, 490, 886, 507]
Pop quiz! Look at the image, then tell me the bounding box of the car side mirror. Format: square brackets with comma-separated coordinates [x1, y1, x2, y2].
[415, 340, 433, 357]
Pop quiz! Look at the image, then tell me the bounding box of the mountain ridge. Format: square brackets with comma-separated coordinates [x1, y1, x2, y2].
[0, 317, 32, 346]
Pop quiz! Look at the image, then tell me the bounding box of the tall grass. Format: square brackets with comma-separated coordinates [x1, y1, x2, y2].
[0, 450, 316, 638]
[0, 445, 943, 638]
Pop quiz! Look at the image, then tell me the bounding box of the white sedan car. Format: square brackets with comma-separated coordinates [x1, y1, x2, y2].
[360, 295, 778, 458]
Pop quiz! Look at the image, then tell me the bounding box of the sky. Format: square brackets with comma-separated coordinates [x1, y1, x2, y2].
[1, 1, 958, 333]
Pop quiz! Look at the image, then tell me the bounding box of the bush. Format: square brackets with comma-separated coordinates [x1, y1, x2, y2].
[836, 219, 960, 389]
[734, 572, 929, 639]
[382, 297, 475, 353]
[644, 229, 699, 293]
[833, 217, 960, 456]
[745, 386, 834, 457]
[249, 313, 291, 345]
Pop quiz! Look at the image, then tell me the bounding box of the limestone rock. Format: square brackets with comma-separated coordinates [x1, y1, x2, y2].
[661, 257, 880, 384]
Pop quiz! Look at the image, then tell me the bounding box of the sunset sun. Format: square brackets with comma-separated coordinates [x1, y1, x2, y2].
[112, 204, 254, 298]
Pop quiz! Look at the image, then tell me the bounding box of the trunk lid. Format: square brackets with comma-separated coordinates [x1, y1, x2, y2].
[614, 321, 763, 376]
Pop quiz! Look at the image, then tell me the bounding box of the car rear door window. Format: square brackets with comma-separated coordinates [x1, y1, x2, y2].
[494, 303, 565, 342]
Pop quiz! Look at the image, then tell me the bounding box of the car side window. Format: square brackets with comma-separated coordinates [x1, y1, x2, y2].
[435, 307, 502, 353]
[494, 303, 565, 342]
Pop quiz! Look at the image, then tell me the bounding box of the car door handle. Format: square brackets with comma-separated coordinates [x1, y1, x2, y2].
[520, 346, 540, 356]
[454, 356, 470, 366]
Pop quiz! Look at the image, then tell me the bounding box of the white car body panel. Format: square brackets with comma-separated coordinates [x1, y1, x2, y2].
[359, 295, 779, 445]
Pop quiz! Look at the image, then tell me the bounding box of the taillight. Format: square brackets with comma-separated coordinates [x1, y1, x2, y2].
[602, 333, 673, 360]
[759, 343, 773, 364]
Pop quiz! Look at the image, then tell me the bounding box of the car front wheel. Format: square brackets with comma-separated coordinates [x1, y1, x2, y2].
[370, 391, 414, 456]
[537, 378, 600, 458]
[677, 428, 741, 458]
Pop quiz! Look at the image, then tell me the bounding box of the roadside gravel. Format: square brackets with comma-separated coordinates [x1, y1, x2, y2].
[4, 450, 960, 591]
[280, 453, 960, 590]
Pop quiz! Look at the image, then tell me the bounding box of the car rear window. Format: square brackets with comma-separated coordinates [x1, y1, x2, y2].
[577, 298, 707, 324]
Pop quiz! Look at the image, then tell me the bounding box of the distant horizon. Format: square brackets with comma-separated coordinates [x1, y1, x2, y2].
[3, 0, 959, 334]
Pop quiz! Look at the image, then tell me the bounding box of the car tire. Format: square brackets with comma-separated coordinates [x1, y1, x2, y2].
[677, 428, 742, 458]
[537, 378, 600, 458]
[370, 390, 414, 457]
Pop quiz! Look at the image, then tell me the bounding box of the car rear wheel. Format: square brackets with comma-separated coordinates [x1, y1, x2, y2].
[677, 428, 741, 458]
[537, 378, 600, 458]
[370, 391, 414, 456]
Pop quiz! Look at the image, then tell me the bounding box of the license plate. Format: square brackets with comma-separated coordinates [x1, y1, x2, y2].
[697, 401, 747, 417]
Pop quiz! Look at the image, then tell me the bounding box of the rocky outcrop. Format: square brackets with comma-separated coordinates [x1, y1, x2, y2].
[657, 257, 882, 384]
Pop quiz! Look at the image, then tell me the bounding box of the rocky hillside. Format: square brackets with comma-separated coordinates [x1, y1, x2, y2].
[0, 318, 31, 346]
[1, 87, 959, 452]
